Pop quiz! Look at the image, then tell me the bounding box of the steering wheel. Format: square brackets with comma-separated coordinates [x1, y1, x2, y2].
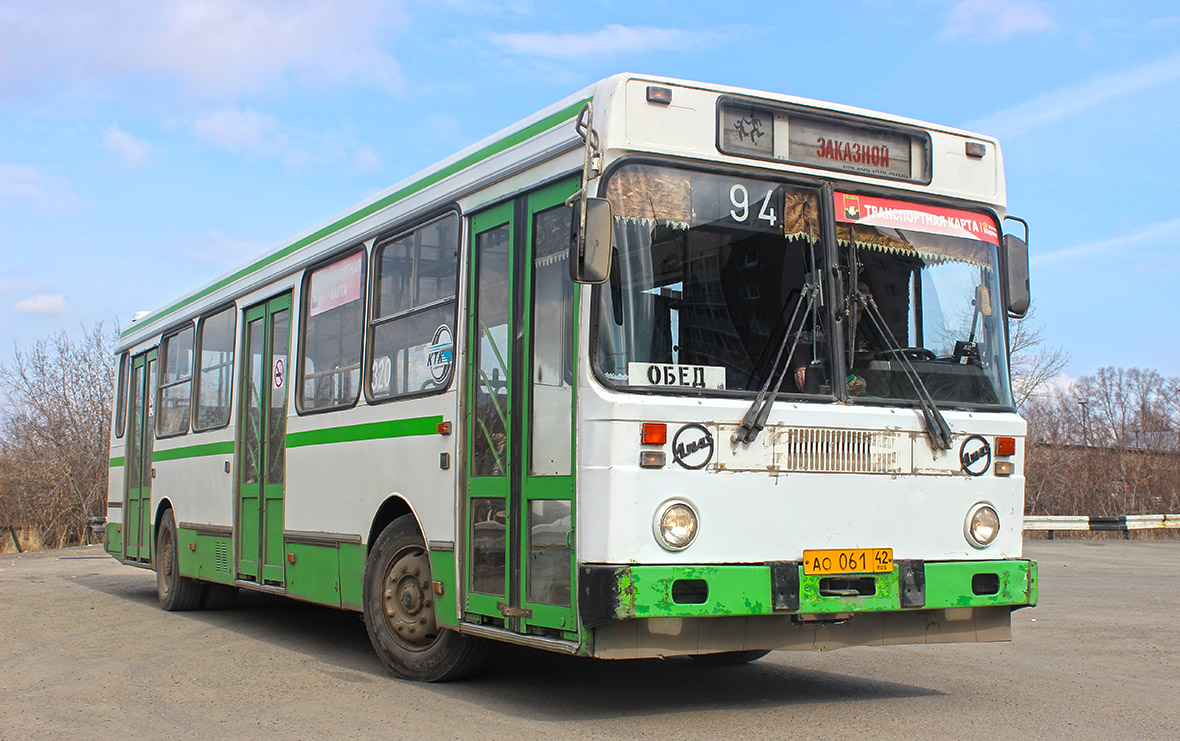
[874, 347, 937, 362]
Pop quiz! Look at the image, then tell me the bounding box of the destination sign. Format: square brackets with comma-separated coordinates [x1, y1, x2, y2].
[789, 115, 915, 180]
[718, 101, 930, 183]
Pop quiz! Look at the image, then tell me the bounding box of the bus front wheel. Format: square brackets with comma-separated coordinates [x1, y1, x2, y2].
[362, 516, 487, 682]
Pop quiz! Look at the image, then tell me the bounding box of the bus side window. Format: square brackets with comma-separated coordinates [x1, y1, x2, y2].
[193, 305, 236, 431]
[115, 351, 129, 438]
[300, 250, 366, 412]
[369, 212, 459, 400]
[158, 325, 194, 437]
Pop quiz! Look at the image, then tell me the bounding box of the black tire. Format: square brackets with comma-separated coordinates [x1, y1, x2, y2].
[689, 650, 771, 666]
[363, 517, 488, 682]
[201, 582, 239, 610]
[156, 509, 205, 611]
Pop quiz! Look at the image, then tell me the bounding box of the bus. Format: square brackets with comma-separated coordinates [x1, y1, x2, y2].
[105, 73, 1037, 681]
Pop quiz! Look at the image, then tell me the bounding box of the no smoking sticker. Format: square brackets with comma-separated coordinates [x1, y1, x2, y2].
[273, 358, 285, 390]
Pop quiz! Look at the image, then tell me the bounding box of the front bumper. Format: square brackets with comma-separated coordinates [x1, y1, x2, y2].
[579, 558, 1037, 627]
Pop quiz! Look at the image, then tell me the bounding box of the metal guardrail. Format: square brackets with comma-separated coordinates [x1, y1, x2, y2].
[1025, 514, 1180, 537]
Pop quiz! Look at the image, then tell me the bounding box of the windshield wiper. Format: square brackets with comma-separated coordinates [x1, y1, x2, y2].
[855, 290, 954, 450]
[731, 276, 820, 445]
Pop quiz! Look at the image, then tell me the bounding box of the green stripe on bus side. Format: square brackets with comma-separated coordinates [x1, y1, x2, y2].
[151, 441, 235, 461]
[286, 415, 444, 448]
[109, 456, 125, 468]
[121, 97, 591, 340]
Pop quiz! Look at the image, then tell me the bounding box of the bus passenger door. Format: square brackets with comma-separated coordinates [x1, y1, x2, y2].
[124, 348, 157, 563]
[237, 293, 291, 586]
[465, 179, 579, 637]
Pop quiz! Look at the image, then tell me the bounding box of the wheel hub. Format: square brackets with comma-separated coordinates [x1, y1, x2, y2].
[381, 549, 437, 647]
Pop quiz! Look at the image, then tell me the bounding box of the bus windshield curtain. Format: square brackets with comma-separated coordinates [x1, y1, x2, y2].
[837, 224, 992, 270]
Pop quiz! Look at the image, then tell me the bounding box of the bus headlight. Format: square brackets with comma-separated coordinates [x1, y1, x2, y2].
[654, 501, 698, 551]
[965, 502, 1000, 548]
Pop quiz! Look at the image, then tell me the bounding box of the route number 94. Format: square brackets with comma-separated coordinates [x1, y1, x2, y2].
[728, 183, 779, 228]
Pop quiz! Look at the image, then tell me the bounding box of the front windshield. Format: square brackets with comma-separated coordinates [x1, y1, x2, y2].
[836, 191, 1012, 406]
[593, 163, 1013, 408]
[596, 164, 831, 395]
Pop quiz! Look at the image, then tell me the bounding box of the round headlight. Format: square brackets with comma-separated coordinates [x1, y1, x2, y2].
[655, 501, 698, 551]
[965, 503, 1000, 548]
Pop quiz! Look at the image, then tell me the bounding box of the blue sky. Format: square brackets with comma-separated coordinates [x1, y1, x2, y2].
[2, 0, 1178, 382]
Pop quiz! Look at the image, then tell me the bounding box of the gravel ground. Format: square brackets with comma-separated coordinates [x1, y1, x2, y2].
[1, 540, 1178, 740]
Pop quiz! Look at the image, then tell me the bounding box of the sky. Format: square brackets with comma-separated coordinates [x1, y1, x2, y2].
[2, 0, 1179, 384]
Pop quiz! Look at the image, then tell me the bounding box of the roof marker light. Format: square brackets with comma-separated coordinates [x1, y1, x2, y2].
[965, 141, 987, 158]
[646, 86, 673, 105]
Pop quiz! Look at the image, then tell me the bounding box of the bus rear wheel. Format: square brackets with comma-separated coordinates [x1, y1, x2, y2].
[362, 516, 487, 682]
[156, 509, 204, 611]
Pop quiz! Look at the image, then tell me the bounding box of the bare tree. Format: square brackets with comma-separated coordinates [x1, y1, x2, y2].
[1008, 303, 1069, 408]
[1024, 365, 1180, 517]
[0, 323, 117, 548]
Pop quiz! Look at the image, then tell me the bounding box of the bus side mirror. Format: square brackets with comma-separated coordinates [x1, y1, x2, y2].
[569, 197, 614, 284]
[1003, 233, 1030, 318]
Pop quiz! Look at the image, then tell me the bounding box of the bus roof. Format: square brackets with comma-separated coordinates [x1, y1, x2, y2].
[118, 73, 1004, 350]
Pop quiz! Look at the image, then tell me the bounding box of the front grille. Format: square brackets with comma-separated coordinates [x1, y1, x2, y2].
[779, 427, 904, 474]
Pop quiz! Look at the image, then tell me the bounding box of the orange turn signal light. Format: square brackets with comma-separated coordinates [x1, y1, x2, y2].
[641, 423, 667, 446]
[995, 437, 1016, 457]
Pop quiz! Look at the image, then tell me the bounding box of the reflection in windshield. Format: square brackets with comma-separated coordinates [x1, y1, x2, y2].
[839, 193, 1012, 406]
[596, 165, 828, 395]
[593, 164, 1013, 408]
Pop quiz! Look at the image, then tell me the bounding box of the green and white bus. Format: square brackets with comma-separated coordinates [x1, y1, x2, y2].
[105, 74, 1037, 681]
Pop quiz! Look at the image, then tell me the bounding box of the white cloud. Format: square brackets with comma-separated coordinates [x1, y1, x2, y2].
[1032, 217, 1180, 266]
[184, 230, 273, 271]
[0, 163, 83, 212]
[191, 108, 286, 156]
[1, 0, 406, 98]
[966, 52, 1180, 140]
[0, 279, 36, 295]
[13, 293, 67, 316]
[440, 0, 535, 12]
[490, 24, 714, 60]
[940, 0, 1054, 41]
[351, 146, 381, 173]
[103, 127, 153, 168]
[190, 107, 379, 173]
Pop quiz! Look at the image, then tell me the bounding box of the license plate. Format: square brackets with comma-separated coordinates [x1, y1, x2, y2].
[803, 548, 893, 575]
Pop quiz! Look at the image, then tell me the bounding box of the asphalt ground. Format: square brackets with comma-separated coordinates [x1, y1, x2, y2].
[1, 540, 1178, 740]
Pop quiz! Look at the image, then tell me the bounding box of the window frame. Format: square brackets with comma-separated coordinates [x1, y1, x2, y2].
[589, 156, 836, 403]
[364, 207, 462, 405]
[296, 245, 369, 416]
[114, 351, 129, 438]
[192, 302, 238, 432]
[156, 322, 196, 438]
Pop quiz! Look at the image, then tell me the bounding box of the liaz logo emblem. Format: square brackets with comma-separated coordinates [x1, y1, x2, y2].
[672, 423, 714, 470]
[959, 435, 992, 477]
[428, 325, 454, 384]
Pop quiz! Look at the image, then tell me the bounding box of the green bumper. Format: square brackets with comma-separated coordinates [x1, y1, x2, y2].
[579, 559, 1037, 626]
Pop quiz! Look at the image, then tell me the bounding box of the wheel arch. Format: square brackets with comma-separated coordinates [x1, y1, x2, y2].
[153, 497, 176, 545]
[368, 495, 422, 553]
